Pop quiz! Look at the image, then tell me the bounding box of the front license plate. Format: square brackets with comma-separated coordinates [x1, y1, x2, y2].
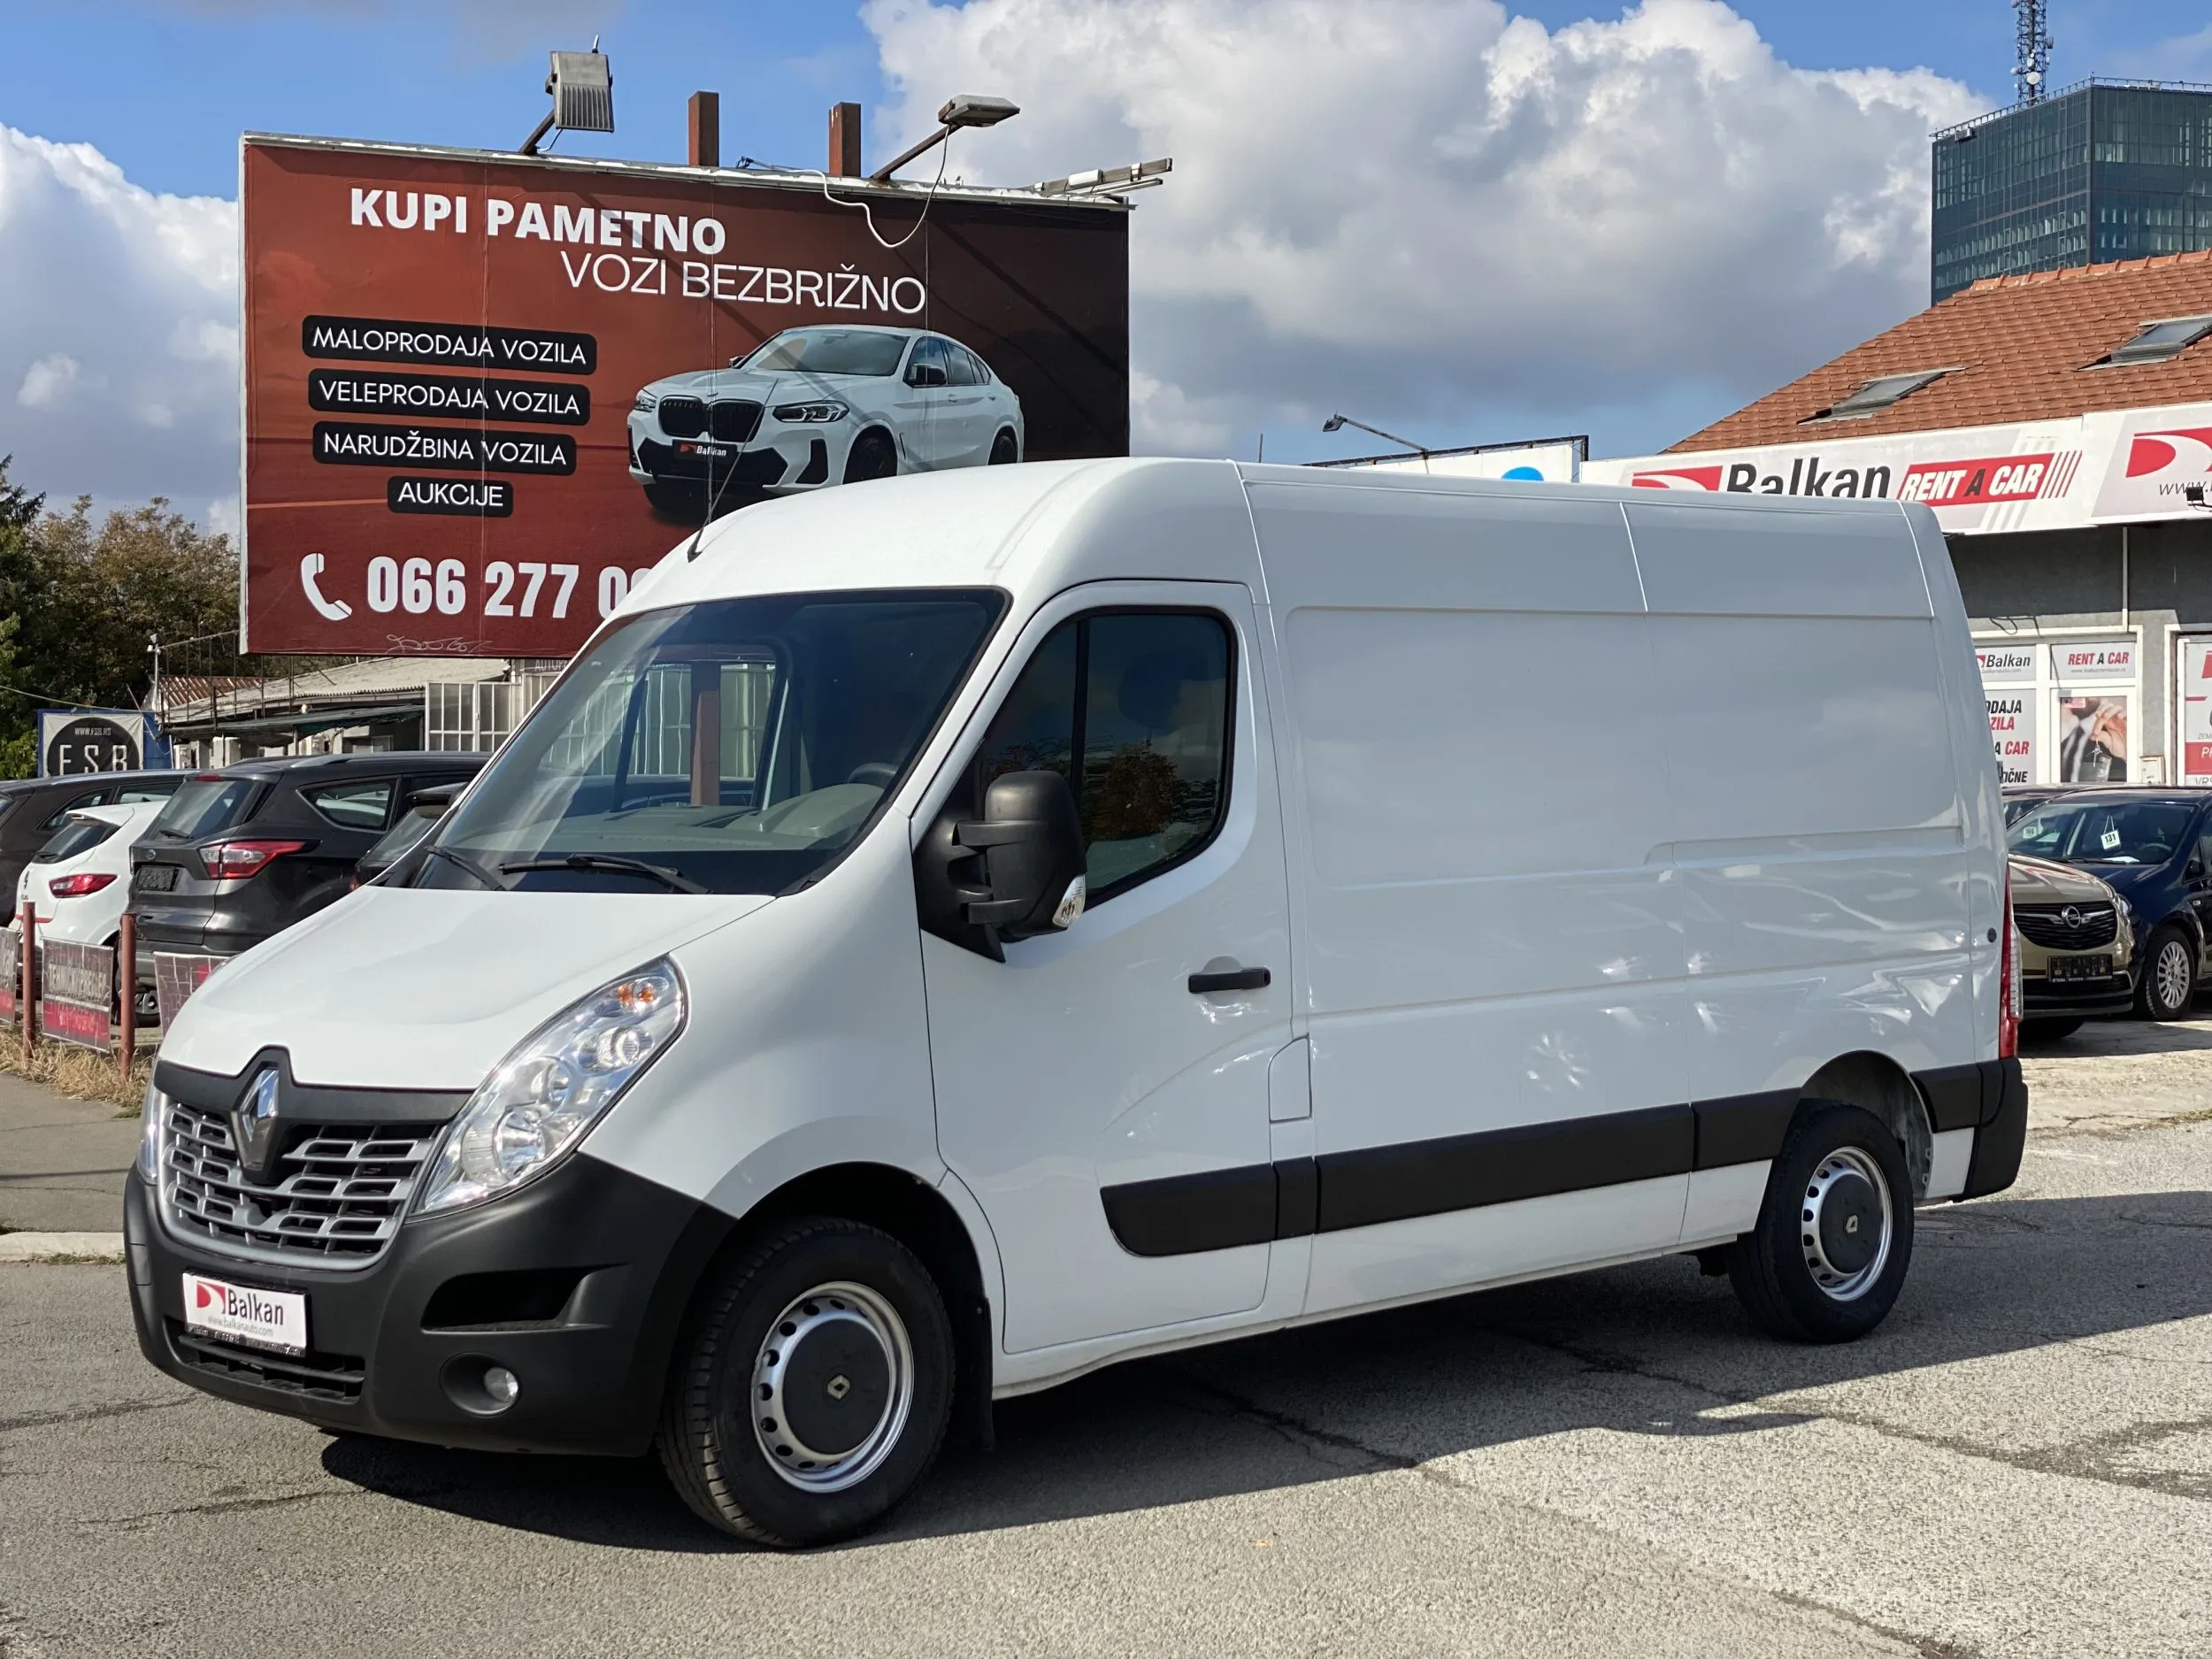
[678, 441, 733, 458]
[182, 1273, 307, 1356]
[2048, 955, 2113, 983]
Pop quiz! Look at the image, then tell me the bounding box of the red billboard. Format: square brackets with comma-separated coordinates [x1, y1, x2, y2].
[242, 136, 1132, 656]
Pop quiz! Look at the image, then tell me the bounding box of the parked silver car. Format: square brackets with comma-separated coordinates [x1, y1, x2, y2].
[626, 325, 1024, 516]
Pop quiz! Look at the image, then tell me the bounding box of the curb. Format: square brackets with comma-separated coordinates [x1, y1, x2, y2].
[0, 1232, 125, 1264]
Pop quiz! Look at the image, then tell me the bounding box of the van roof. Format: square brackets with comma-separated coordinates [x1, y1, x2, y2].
[639, 457, 1920, 618]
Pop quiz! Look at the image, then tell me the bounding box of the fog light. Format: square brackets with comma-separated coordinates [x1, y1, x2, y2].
[483, 1365, 520, 1408]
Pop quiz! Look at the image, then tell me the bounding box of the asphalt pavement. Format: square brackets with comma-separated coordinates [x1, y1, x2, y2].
[4, 1036, 2212, 1656]
[0, 1074, 134, 1235]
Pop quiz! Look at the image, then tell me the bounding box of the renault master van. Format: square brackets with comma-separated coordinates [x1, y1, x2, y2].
[126, 459, 2027, 1547]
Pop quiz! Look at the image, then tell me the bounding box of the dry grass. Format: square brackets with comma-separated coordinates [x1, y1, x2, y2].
[0, 1031, 152, 1110]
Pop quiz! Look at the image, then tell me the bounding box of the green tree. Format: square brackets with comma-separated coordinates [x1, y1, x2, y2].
[0, 463, 251, 778]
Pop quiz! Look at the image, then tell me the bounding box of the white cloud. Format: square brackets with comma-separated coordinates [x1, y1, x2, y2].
[0, 125, 237, 518]
[17, 353, 84, 410]
[864, 0, 1983, 456]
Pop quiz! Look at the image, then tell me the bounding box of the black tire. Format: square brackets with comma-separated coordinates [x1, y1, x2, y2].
[1726, 1101, 1914, 1344]
[988, 427, 1019, 465]
[657, 1218, 953, 1548]
[2136, 924, 2198, 1021]
[2021, 1017, 2084, 1041]
[843, 430, 898, 483]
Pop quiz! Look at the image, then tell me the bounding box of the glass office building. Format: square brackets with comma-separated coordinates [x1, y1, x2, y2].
[1933, 81, 2212, 302]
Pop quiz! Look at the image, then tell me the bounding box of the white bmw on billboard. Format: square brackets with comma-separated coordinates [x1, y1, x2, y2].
[627, 325, 1025, 517]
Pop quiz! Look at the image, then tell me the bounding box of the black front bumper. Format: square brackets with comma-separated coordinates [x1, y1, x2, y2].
[2023, 973, 2134, 1018]
[126, 1152, 733, 1455]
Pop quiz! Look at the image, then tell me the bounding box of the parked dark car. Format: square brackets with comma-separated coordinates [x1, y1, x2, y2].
[350, 780, 466, 889]
[129, 752, 487, 991]
[0, 770, 187, 913]
[2008, 788, 2212, 1019]
[2002, 783, 2081, 827]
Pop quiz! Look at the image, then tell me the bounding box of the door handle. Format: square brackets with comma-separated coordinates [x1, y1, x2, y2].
[1188, 965, 1271, 994]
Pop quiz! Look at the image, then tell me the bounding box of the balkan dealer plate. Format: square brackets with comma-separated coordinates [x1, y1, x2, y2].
[182, 1272, 307, 1356]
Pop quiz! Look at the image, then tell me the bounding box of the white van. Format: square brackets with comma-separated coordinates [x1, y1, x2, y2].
[127, 459, 2027, 1547]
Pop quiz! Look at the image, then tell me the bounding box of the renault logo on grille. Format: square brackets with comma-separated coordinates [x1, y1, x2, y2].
[230, 1067, 282, 1183]
[2059, 906, 2085, 929]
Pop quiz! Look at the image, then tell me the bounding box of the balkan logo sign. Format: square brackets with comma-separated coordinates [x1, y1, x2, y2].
[242, 136, 1133, 657]
[1620, 447, 2081, 511]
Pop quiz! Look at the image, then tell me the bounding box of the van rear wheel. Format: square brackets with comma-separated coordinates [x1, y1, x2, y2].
[1725, 1101, 1914, 1344]
[657, 1217, 953, 1548]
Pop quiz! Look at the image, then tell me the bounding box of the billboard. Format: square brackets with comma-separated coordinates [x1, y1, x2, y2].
[36, 709, 160, 776]
[242, 136, 1133, 657]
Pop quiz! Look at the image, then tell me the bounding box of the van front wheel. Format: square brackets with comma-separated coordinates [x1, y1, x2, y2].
[658, 1218, 954, 1548]
[1725, 1101, 1914, 1344]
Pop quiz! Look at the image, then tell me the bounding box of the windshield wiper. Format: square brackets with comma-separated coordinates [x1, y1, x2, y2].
[498, 853, 707, 895]
[423, 843, 511, 890]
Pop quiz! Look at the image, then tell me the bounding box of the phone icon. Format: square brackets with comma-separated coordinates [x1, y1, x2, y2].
[300, 552, 351, 621]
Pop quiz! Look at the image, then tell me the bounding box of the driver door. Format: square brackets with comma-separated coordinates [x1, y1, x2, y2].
[922, 583, 1294, 1354]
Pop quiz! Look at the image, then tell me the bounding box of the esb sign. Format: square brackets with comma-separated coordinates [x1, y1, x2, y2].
[38, 710, 150, 776]
[241, 135, 1133, 657]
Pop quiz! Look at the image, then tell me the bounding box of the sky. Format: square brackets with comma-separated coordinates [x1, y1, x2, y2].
[3, 0, 2210, 530]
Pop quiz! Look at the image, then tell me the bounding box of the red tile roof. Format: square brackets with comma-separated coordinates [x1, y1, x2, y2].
[1670, 250, 2212, 452]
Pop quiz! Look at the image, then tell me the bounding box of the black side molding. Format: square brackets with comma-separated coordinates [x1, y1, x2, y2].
[1914, 1063, 1988, 1133]
[1315, 1103, 1694, 1234]
[1100, 1062, 2032, 1258]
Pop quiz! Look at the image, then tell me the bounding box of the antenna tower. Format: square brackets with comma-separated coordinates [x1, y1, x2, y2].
[2013, 0, 2054, 103]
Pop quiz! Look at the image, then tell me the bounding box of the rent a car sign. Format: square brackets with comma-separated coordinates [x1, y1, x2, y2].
[1582, 400, 2212, 537]
[240, 135, 1133, 657]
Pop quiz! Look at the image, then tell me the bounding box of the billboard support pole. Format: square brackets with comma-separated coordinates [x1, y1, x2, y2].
[689, 92, 720, 168]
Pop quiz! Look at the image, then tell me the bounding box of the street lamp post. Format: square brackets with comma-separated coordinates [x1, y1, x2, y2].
[869, 95, 1020, 183]
[1322, 412, 1430, 458]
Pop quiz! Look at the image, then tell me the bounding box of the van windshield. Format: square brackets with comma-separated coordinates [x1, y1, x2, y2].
[2008, 800, 2199, 866]
[417, 588, 1003, 896]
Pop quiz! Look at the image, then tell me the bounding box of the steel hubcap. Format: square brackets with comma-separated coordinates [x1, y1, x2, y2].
[2158, 940, 2193, 1010]
[1800, 1148, 1893, 1301]
[750, 1281, 913, 1493]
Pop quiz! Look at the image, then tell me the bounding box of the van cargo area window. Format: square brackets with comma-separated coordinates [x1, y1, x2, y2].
[415, 588, 1004, 896]
[972, 610, 1233, 902]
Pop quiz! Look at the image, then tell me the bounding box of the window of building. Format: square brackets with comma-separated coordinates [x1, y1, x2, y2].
[2085, 314, 2212, 368]
[1803, 369, 1954, 423]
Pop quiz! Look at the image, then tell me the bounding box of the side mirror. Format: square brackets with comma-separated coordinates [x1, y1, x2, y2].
[906, 363, 948, 388]
[913, 771, 1084, 959]
[960, 771, 1086, 941]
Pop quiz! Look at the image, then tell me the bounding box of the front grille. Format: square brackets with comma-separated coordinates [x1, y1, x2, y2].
[657, 395, 705, 438]
[2016, 904, 2119, 949]
[163, 1096, 440, 1265]
[166, 1321, 365, 1402]
[709, 400, 764, 442]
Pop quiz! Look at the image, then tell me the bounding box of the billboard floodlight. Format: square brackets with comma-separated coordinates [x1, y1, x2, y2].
[870, 94, 1020, 183]
[1037, 158, 1172, 198]
[521, 39, 614, 156]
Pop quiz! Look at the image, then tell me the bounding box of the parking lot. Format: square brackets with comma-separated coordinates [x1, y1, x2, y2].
[3, 1022, 2210, 1657]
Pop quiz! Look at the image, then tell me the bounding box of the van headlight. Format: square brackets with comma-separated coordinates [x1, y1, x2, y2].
[415, 960, 686, 1216]
[137, 1080, 165, 1184]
